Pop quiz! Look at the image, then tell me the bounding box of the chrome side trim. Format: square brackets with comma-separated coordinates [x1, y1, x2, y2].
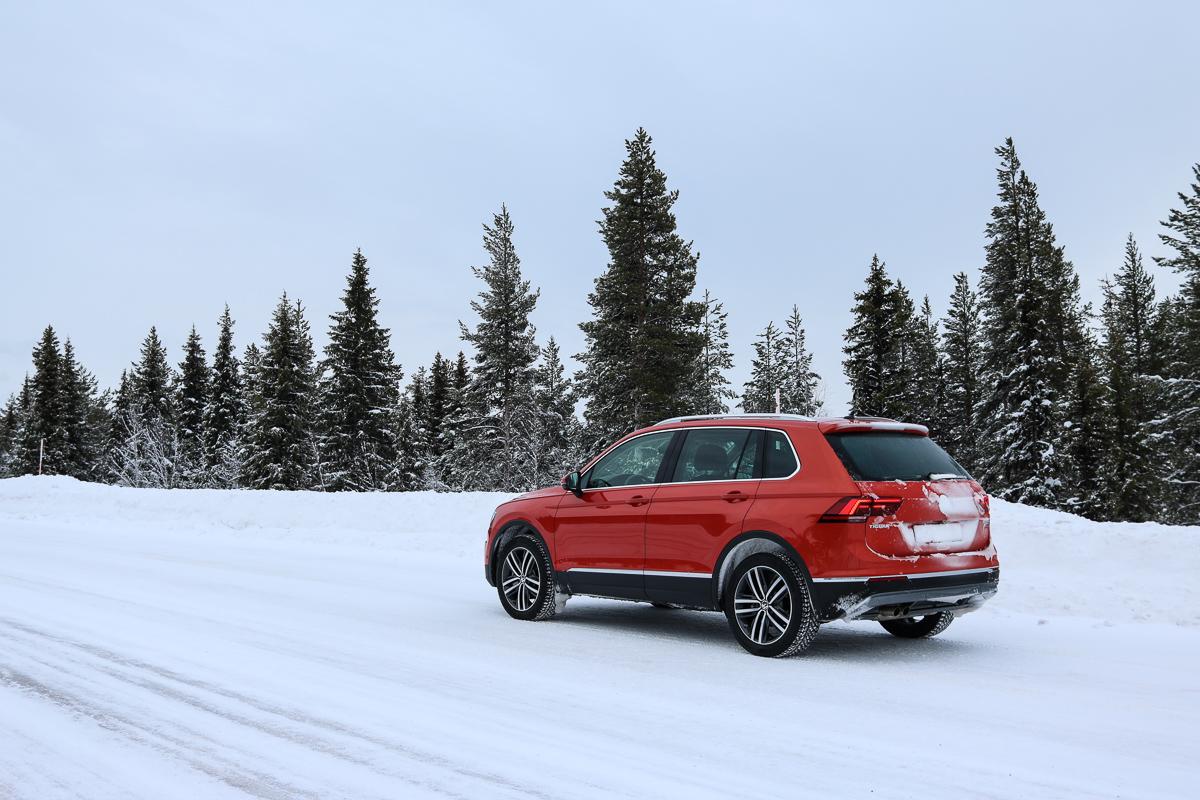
[565, 568, 712, 579]
[810, 567, 996, 583]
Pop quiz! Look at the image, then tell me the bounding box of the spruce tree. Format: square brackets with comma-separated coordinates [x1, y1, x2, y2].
[843, 255, 910, 418]
[457, 205, 541, 491]
[175, 326, 210, 481]
[400, 366, 436, 488]
[59, 339, 106, 480]
[742, 321, 786, 413]
[688, 290, 736, 415]
[19, 327, 66, 475]
[898, 295, 943, 431]
[975, 139, 1082, 507]
[1100, 239, 1161, 520]
[425, 352, 450, 461]
[0, 381, 30, 477]
[532, 337, 582, 485]
[577, 128, 704, 444]
[204, 305, 245, 481]
[779, 305, 822, 416]
[1153, 163, 1200, 523]
[131, 327, 174, 423]
[1061, 315, 1114, 519]
[318, 249, 402, 491]
[240, 294, 320, 490]
[435, 352, 474, 489]
[940, 273, 983, 472]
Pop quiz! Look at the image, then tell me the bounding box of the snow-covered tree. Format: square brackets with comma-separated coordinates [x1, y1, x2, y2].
[577, 128, 704, 445]
[843, 255, 899, 417]
[18, 326, 66, 475]
[939, 272, 983, 472]
[779, 305, 822, 416]
[1153, 163, 1200, 523]
[130, 327, 174, 424]
[455, 205, 541, 491]
[1060, 313, 1114, 520]
[896, 295, 942, 432]
[0, 379, 31, 477]
[59, 339, 108, 480]
[318, 249, 403, 491]
[532, 337, 582, 485]
[975, 139, 1082, 507]
[742, 321, 786, 413]
[204, 306, 245, 485]
[688, 290, 736, 415]
[174, 326, 210, 484]
[1099, 236, 1161, 521]
[240, 295, 320, 490]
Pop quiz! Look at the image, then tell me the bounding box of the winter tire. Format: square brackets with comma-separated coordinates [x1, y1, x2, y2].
[724, 552, 819, 658]
[497, 534, 558, 621]
[879, 612, 954, 638]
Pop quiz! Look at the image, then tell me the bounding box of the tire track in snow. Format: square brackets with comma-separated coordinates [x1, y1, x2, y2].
[0, 618, 563, 800]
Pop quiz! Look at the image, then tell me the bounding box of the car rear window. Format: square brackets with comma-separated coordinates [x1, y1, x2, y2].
[825, 432, 970, 481]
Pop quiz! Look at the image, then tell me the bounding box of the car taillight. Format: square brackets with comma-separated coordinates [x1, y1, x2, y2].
[975, 493, 990, 515]
[820, 496, 903, 522]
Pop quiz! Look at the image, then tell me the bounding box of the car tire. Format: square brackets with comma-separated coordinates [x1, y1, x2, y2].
[724, 552, 819, 658]
[496, 534, 558, 621]
[879, 612, 954, 638]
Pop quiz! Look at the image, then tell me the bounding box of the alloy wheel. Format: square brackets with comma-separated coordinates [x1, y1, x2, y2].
[733, 565, 793, 645]
[500, 546, 541, 612]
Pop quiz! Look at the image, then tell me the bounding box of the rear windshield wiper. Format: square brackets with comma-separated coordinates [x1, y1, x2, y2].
[926, 472, 966, 481]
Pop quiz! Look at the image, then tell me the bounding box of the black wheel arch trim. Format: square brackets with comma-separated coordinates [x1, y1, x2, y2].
[489, 518, 551, 586]
[711, 530, 814, 608]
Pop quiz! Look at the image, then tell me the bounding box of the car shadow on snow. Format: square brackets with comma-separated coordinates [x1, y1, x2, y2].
[550, 601, 983, 662]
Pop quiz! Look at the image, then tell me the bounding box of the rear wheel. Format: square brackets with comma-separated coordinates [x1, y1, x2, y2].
[879, 612, 954, 638]
[496, 535, 558, 621]
[724, 553, 819, 658]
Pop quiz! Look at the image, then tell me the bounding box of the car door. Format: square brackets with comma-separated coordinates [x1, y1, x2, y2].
[643, 427, 763, 607]
[554, 429, 677, 600]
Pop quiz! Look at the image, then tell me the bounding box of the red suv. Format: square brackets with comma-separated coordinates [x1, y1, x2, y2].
[484, 415, 999, 657]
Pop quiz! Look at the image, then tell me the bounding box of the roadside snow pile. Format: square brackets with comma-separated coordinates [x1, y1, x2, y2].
[990, 498, 1199, 626]
[1, 476, 1194, 626]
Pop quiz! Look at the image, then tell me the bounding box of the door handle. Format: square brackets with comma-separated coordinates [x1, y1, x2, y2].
[629, 495, 650, 507]
[723, 491, 747, 503]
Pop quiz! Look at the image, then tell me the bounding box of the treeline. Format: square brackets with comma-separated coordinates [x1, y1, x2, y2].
[0, 130, 1197, 525]
[841, 141, 1199, 525]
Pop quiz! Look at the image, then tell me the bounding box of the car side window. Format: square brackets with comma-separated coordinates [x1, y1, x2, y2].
[763, 430, 798, 478]
[584, 431, 674, 489]
[671, 428, 755, 483]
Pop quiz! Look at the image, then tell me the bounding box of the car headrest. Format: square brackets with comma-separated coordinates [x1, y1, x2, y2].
[694, 443, 728, 474]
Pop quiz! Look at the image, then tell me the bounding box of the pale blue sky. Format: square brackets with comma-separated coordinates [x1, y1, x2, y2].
[2, 1, 1197, 414]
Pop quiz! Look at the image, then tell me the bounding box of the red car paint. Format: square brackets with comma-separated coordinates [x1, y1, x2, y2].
[485, 415, 999, 619]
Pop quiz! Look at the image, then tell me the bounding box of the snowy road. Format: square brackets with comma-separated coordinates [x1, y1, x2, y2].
[1, 478, 1197, 799]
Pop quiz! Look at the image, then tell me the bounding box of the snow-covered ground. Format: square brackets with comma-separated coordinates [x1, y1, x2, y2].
[1, 477, 1196, 799]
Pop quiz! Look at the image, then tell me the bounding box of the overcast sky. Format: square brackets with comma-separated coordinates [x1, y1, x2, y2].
[2, 1, 1197, 415]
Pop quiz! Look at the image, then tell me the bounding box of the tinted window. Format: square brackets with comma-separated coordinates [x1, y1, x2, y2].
[671, 428, 757, 483]
[763, 430, 798, 478]
[826, 432, 969, 481]
[585, 431, 674, 488]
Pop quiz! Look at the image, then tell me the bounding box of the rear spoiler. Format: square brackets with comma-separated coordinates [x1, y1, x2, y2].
[818, 419, 929, 435]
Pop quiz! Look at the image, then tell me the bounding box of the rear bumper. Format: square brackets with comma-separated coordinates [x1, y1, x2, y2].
[810, 567, 999, 622]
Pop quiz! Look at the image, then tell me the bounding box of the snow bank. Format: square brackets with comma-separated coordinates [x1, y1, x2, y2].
[1, 476, 1196, 626]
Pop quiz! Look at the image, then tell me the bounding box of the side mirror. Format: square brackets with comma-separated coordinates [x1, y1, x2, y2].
[562, 471, 582, 495]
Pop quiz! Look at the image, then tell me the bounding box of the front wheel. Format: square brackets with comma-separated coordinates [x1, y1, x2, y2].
[496, 535, 558, 621]
[724, 553, 819, 657]
[879, 612, 954, 638]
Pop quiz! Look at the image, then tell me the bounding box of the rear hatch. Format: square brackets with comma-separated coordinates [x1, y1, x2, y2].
[824, 430, 990, 557]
